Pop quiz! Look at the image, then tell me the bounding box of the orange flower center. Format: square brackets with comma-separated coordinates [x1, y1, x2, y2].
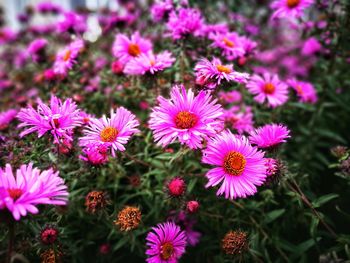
[223, 151, 246, 176]
[150, 59, 156, 66]
[287, 0, 300, 8]
[100, 127, 118, 142]
[296, 85, 304, 95]
[216, 65, 232, 74]
[128, 43, 141, 57]
[263, 83, 275, 94]
[53, 118, 60, 128]
[223, 37, 235, 48]
[8, 188, 23, 201]
[174, 111, 198, 129]
[160, 242, 174, 260]
[63, 50, 71, 61]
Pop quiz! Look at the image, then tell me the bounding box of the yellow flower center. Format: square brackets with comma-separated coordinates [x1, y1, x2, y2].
[174, 111, 198, 129]
[223, 37, 235, 48]
[63, 50, 71, 61]
[160, 242, 174, 260]
[216, 65, 232, 74]
[223, 151, 246, 176]
[150, 59, 156, 66]
[287, 0, 300, 8]
[100, 126, 118, 142]
[8, 188, 23, 201]
[128, 43, 141, 57]
[263, 83, 275, 94]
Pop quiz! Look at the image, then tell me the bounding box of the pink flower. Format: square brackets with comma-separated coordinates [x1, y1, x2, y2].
[0, 109, 17, 130]
[80, 144, 109, 165]
[202, 130, 266, 199]
[112, 32, 152, 64]
[124, 51, 175, 75]
[36, 1, 62, 14]
[0, 28, 17, 45]
[150, 0, 173, 22]
[166, 8, 203, 40]
[57, 11, 87, 34]
[271, 0, 314, 19]
[0, 163, 68, 220]
[17, 95, 81, 144]
[265, 158, 278, 176]
[149, 85, 224, 149]
[79, 107, 139, 157]
[246, 73, 289, 108]
[301, 37, 322, 56]
[53, 39, 84, 75]
[194, 58, 249, 89]
[223, 106, 254, 134]
[218, 90, 242, 104]
[146, 222, 187, 263]
[249, 123, 290, 148]
[287, 78, 317, 103]
[27, 38, 48, 62]
[211, 32, 245, 60]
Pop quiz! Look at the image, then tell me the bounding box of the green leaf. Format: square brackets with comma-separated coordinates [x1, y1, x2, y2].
[312, 194, 339, 208]
[264, 209, 286, 224]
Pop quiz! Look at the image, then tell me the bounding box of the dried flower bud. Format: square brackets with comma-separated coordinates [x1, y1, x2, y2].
[85, 191, 109, 214]
[40, 247, 63, 263]
[114, 206, 142, 231]
[40, 226, 59, 245]
[330, 146, 348, 159]
[222, 230, 248, 255]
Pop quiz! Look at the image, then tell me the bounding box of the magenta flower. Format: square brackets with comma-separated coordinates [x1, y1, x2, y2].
[146, 221, 187, 263]
[271, 0, 314, 19]
[17, 95, 81, 144]
[166, 8, 203, 40]
[265, 158, 278, 176]
[202, 130, 266, 199]
[194, 58, 249, 89]
[53, 39, 84, 75]
[124, 51, 175, 75]
[57, 11, 87, 34]
[218, 90, 242, 104]
[211, 32, 245, 60]
[112, 32, 152, 64]
[301, 37, 322, 56]
[0, 163, 68, 220]
[0, 109, 17, 131]
[36, 1, 62, 14]
[149, 85, 224, 149]
[150, 0, 173, 22]
[79, 144, 109, 165]
[79, 107, 139, 157]
[223, 106, 254, 134]
[246, 73, 289, 108]
[249, 123, 290, 149]
[287, 78, 317, 103]
[27, 38, 48, 62]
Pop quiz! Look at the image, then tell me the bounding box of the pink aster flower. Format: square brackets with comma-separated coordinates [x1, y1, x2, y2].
[287, 78, 317, 103]
[27, 38, 48, 63]
[57, 11, 87, 34]
[17, 95, 81, 144]
[211, 32, 245, 60]
[271, 0, 314, 19]
[124, 51, 175, 75]
[166, 8, 203, 40]
[0, 109, 17, 130]
[301, 37, 322, 56]
[79, 107, 139, 157]
[194, 58, 249, 89]
[265, 158, 277, 176]
[53, 39, 84, 75]
[149, 85, 224, 149]
[79, 144, 109, 165]
[112, 32, 152, 64]
[218, 90, 242, 104]
[150, 0, 173, 22]
[223, 106, 254, 134]
[202, 130, 266, 199]
[246, 73, 289, 108]
[249, 123, 290, 149]
[0, 163, 68, 220]
[146, 221, 187, 263]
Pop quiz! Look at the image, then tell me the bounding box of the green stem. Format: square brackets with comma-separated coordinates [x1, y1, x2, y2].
[7, 222, 15, 263]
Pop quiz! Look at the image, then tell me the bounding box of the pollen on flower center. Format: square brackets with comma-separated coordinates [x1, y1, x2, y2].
[216, 65, 232, 74]
[63, 50, 71, 61]
[128, 43, 141, 57]
[287, 0, 300, 8]
[263, 83, 275, 94]
[53, 118, 60, 128]
[223, 151, 246, 176]
[8, 188, 23, 201]
[160, 242, 174, 260]
[223, 37, 235, 48]
[174, 111, 198, 129]
[296, 85, 304, 95]
[100, 126, 118, 142]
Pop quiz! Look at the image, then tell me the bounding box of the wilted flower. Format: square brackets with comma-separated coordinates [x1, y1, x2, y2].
[222, 230, 248, 255]
[40, 225, 59, 245]
[85, 191, 109, 214]
[114, 206, 142, 231]
[40, 247, 63, 263]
